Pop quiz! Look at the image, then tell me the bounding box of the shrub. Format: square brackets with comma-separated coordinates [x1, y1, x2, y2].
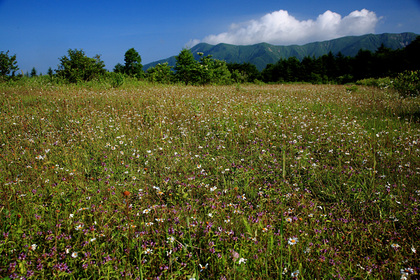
[109, 72, 125, 88]
[56, 49, 106, 83]
[146, 63, 173, 84]
[393, 70, 420, 97]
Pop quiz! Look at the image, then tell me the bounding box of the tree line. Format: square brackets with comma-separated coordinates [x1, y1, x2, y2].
[1, 36, 419, 86]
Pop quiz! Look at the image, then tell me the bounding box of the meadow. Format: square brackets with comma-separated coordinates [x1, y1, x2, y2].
[1, 80, 419, 279]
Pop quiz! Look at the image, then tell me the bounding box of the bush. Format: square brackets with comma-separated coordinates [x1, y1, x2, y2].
[147, 63, 173, 84]
[56, 49, 106, 83]
[109, 72, 125, 88]
[356, 77, 393, 89]
[393, 70, 420, 97]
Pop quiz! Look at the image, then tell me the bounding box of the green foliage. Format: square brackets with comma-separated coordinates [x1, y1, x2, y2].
[56, 49, 106, 83]
[174, 49, 199, 85]
[174, 50, 232, 85]
[113, 48, 144, 79]
[123, 48, 144, 78]
[196, 53, 232, 85]
[30, 67, 37, 78]
[393, 70, 420, 97]
[227, 62, 260, 83]
[108, 72, 125, 88]
[356, 77, 393, 89]
[146, 62, 173, 84]
[0, 50, 19, 80]
[113, 63, 124, 73]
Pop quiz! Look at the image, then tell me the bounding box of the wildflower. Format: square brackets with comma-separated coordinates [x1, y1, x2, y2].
[411, 246, 416, 253]
[262, 227, 268, 233]
[391, 243, 400, 249]
[123, 191, 130, 197]
[90, 238, 96, 242]
[30, 244, 37, 251]
[199, 263, 208, 271]
[167, 236, 175, 243]
[291, 270, 299, 278]
[144, 248, 153, 255]
[145, 222, 154, 227]
[238, 258, 247, 264]
[288, 237, 299, 246]
[71, 252, 78, 258]
[75, 224, 84, 231]
[208, 213, 213, 217]
[69, 214, 74, 218]
[286, 217, 292, 223]
[304, 247, 311, 253]
[143, 209, 151, 214]
[210, 186, 217, 192]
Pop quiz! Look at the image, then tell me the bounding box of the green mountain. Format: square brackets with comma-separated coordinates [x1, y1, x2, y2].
[144, 33, 419, 71]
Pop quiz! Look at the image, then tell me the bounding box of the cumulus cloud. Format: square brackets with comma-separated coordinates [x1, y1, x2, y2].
[189, 9, 379, 46]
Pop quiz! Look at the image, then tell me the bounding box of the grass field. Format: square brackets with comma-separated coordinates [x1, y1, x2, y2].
[1, 81, 419, 279]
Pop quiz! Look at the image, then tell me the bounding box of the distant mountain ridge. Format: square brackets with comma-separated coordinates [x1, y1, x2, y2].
[144, 33, 419, 71]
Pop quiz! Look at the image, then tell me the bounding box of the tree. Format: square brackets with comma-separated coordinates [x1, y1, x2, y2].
[146, 63, 173, 84]
[227, 62, 260, 83]
[0, 50, 19, 80]
[56, 49, 106, 83]
[30, 67, 37, 77]
[174, 49, 199, 85]
[198, 54, 231, 85]
[123, 48, 144, 78]
[113, 63, 124, 74]
[47, 67, 53, 76]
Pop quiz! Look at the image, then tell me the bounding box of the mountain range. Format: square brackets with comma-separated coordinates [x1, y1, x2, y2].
[144, 33, 419, 71]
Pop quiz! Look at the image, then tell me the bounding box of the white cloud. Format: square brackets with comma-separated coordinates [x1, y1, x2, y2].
[189, 9, 379, 46]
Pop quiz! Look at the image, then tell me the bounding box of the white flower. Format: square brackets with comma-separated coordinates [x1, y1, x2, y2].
[75, 224, 84, 231]
[30, 244, 37, 250]
[199, 263, 208, 271]
[90, 238, 96, 242]
[238, 257, 247, 264]
[288, 237, 299, 245]
[144, 248, 153, 255]
[291, 270, 299, 278]
[411, 246, 416, 253]
[71, 252, 78, 258]
[391, 243, 400, 249]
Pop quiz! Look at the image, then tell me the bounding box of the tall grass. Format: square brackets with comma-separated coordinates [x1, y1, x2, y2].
[0, 82, 419, 279]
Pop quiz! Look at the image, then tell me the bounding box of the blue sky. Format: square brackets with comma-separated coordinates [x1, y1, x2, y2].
[1, 0, 419, 74]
